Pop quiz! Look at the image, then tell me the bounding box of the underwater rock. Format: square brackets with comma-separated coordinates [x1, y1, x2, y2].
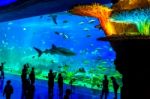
[91, 75, 102, 88]
[74, 73, 90, 80]
[78, 67, 86, 73]
[108, 22, 138, 35]
[65, 72, 75, 80]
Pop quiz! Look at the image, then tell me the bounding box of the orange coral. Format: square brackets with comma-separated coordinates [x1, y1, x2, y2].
[70, 4, 116, 36]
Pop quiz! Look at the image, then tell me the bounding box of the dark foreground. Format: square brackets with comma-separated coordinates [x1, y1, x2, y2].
[0, 73, 120, 99]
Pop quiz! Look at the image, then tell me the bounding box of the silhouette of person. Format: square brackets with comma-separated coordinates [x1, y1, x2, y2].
[24, 78, 31, 99]
[58, 73, 63, 96]
[111, 77, 119, 99]
[21, 65, 27, 91]
[21, 64, 30, 99]
[48, 69, 56, 95]
[3, 80, 13, 99]
[100, 75, 109, 99]
[0, 62, 5, 79]
[29, 67, 35, 85]
[27, 83, 35, 99]
[64, 89, 71, 99]
[0, 62, 5, 71]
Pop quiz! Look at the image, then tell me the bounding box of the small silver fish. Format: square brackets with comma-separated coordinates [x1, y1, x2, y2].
[78, 21, 84, 25]
[88, 19, 95, 23]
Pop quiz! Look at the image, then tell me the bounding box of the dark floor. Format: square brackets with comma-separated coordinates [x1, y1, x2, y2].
[0, 73, 120, 99]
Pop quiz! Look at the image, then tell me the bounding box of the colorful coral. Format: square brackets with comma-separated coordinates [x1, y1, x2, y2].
[70, 3, 116, 36]
[111, 8, 150, 35]
[70, 2, 150, 36]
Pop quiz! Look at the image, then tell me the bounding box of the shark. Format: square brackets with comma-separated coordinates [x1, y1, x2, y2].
[33, 44, 76, 57]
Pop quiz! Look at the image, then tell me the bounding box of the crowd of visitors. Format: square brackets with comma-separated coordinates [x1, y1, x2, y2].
[0, 62, 119, 99]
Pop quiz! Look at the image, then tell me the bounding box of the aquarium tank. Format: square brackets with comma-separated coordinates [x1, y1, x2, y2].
[0, 7, 122, 92]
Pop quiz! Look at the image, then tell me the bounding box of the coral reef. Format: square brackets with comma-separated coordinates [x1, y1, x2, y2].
[111, 8, 150, 35]
[70, 2, 150, 36]
[70, 4, 116, 36]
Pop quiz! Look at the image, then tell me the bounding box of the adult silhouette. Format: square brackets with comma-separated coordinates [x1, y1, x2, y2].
[100, 75, 109, 99]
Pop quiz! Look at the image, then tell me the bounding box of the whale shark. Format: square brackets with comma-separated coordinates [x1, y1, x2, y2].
[33, 44, 76, 57]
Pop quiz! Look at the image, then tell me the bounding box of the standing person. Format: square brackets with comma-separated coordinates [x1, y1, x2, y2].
[21, 64, 27, 83]
[100, 75, 109, 99]
[27, 83, 35, 99]
[111, 77, 119, 99]
[64, 89, 71, 99]
[25, 78, 31, 99]
[48, 69, 56, 95]
[0, 62, 5, 79]
[21, 64, 29, 99]
[58, 73, 63, 95]
[3, 80, 13, 99]
[29, 67, 35, 85]
[21, 64, 27, 90]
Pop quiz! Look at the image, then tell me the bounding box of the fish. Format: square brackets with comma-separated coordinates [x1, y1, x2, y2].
[95, 25, 102, 30]
[83, 28, 89, 31]
[54, 32, 61, 35]
[33, 44, 76, 57]
[63, 34, 69, 39]
[88, 19, 95, 23]
[86, 34, 91, 38]
[63, 20, 68, 23]
[51, 15, 57, 24]
[78, 21, 84, 25]
[54, 32, 69, 39]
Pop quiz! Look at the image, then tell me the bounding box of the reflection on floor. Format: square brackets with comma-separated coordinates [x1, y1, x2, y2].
[0, 73, 120, 99]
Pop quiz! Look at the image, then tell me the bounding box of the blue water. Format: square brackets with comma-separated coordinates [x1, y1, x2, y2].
[0, 11, 115, 63]
[0, 11, 120, 91]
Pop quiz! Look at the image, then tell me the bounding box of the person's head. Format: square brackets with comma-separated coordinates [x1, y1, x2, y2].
[65, 89, 71, 95]
[104, 75, 107, 79]
[23, 64, 26, 68]
[32, 67, 34, 71]
[58, 73, 62, 77]
[7, 80, 11, 85]
[49, 69, 52, 73]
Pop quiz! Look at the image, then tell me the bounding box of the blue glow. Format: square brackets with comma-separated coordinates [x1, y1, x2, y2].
[0, 11, 119, 90]
[0, 0, 16, 6]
